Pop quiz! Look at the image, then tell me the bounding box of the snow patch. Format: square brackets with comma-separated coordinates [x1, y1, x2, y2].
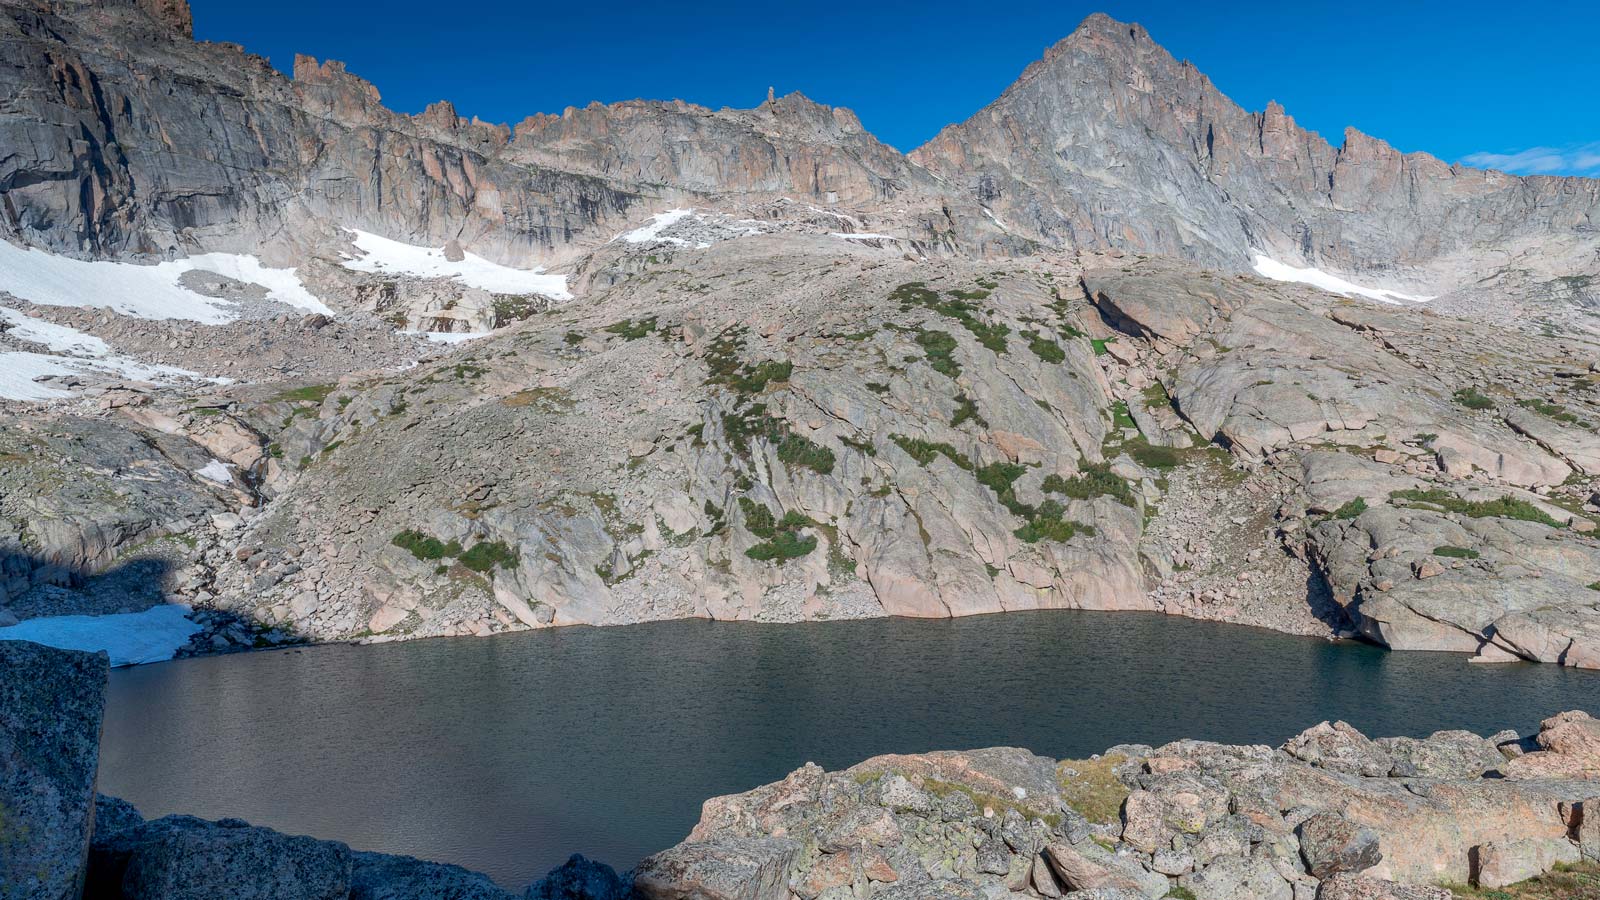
[831, 232, 898, 241]
[342, 230, 571, 299]
[196, 459, 233, 483]
[618, 209, 696, 244]
[0, 604, 201, 666]
[0, 308, 207, 401]
[0, 240, 330, 323]
[0, 353, 77, 400]
[1251, 254, 1433, 304]
[404, 330, 491, 344]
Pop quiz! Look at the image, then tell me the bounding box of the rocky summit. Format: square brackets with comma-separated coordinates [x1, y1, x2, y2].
[2, 0, 1599, 669]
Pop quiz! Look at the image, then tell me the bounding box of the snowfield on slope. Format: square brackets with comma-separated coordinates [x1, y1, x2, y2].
[0, 240, 330, 322]
[1252, 254, 1434, 304]
[0, 307, 210, 401]
[341, 230, 571, 299]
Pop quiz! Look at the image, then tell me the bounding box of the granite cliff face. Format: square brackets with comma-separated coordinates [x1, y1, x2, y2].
[4, 0, 1600, 669]
[912, 13, 1600, 298]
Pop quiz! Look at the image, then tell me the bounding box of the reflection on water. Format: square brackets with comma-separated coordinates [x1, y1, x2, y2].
[101, 611, 1600, 887]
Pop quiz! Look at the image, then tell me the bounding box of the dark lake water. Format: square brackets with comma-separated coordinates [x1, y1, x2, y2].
[100, 611, 1600, 888]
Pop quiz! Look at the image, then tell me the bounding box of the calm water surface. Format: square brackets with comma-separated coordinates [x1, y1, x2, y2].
[101, 611, 1600, 888]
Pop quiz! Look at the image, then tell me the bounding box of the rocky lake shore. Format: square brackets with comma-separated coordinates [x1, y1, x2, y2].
[6, 637, 1598, 899]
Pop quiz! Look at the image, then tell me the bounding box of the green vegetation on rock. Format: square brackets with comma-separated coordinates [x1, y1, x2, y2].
[1022, 329, 1066, 363]
[603, 316, 658, 340]
[392, 529, 518, 572]
[915, 328, 961, 378]
[951, 393, 987, 429]
[1390, 488, 1559, 527]
[892, 281, 1009, 353]
[1332, 497, 1368, 520]
[273, 383, 335, 405]
[1043, 461, 1136, 508]
[1453, 386, 1495, 410]
[738, 498, 817, 562]
[1057, 754, 1130, 825]
[458, 541, 517, 572]
[392, 529, 462, 561]
[1433, 545, 1480, 559]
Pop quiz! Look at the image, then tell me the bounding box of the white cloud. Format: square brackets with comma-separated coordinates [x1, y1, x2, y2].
[1460, 142, 1600, 177]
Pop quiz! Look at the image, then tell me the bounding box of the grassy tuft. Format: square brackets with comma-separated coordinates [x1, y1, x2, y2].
[1057, 754, 1130, 825]
[1390, 489, 1558, 527]
[1454, 386, 1496, 410]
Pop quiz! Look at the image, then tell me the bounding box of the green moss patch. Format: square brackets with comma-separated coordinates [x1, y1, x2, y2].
[1057, 754, 1130, 825]
[1390, 489, 1558, 527]
[603, 316, 658, 340]
[1453, 386, 1495, 410]
[1043, 462, 1136, 507]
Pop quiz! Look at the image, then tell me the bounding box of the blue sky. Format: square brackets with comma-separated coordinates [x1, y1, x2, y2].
[191, 0, 1600, 177]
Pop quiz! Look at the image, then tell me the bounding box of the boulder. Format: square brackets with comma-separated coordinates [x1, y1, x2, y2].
[86, 815, 353, 900]
[1178, 855, 1292, 900]
[1297, 811, 1382, 878]
[1282, 722, 1393, 777]
[1120, 772, 1230, 852]
[0, 640, 109, 899]
[1043, 841, 1164, 897]
[1314, 873, 1452, 899]
[1500, 710, 1600, 779]
[632, 837, 800, 900]
[350, 851, 517, 899]
[524, 854, 629, 900]
[871, 880, 984, 899]
[1471, 837, 1581, 889]
[1374, 731, 1503, 778]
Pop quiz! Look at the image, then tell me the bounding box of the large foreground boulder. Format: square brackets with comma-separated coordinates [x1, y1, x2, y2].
[525, 854, 629, 900]
[0, 640, 109, 900]
[86, 810, 354, 900]
[632, 836, 800, 900]
[351, 850, 518, 899]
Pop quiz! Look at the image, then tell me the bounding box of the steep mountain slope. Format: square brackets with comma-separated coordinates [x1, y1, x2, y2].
[913, 13, 1600, 303]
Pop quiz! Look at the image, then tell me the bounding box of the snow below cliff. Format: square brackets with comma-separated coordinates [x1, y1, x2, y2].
[0, 307, 208, 401]
[1252, 254, 1433, 304]
[342, 230, 571, 299]
[0, 240, 330, 322]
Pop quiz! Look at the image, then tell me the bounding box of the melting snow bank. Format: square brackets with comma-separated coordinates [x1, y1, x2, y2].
[0, 604, 200, 666]
[614, 208, 762, 249]
[831, 232, 900, 241]
[406, 330, 491, 344]
[619, 208, 696, 244]
[1251, 254, 1434, 304]
[0, 240, 329, 323]
[341, 230, 571, 299]
[0, 307, 210, 401]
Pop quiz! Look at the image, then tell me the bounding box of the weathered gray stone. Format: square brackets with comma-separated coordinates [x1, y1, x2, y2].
[1297, 811, 1382, 878]
[350, 850, 517, 900]
[1314, 873, 1452, 900]
[0, 640, 108, 900]
[524, 854, 629, 900]
[1471, 837, 1581, 889]
[86, 815, 353, 900]
[632, 837, 800, 900]
[1282, 722, 1393, 778]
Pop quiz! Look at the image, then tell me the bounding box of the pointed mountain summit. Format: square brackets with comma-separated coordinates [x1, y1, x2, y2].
[914, 13, 1600, 289]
